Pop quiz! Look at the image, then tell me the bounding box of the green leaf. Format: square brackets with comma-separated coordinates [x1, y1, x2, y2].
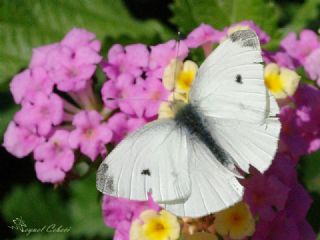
[300, 151, 320, 194]
[282, 0, 320, 35]
[0, 90, 18, 137]
[69, 172, 114, 238]
[170, 0, 280, 37]
[2, 184, 71, 237]
[0, 0, 171, 88]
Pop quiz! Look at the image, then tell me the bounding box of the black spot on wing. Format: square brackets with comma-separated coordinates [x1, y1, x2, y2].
[236, 74, 243, 84]
[141, 169, 151, 176]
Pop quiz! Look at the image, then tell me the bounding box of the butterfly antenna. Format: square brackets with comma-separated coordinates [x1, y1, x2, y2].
[172, 31, 181, 102]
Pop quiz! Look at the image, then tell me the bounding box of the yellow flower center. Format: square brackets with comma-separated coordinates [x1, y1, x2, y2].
[144, 218, 169, 240]
[264, 73, 283, 93]
[130, 210, 180, 240]
[214, 202, 255, 240]
[177, 70, 195, 92]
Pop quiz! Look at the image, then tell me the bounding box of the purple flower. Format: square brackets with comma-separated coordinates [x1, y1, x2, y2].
[102, 195, 159, 240]
[48, 45, 102, 92]
[253, 213, 300, 240]
[243, 169, 290, 221]
[304, 48, 320, 85]
[14, 93, 64, 136]
[281, 30, 320, 65]
[10, 67, 54, 104]
[102, 44, 149, 79]
[69, 110, 112, 160]
[3, 122, 44, 158]
[34, 130, 74, 183]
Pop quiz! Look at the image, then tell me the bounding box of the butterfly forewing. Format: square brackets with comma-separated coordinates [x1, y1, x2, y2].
[96, 119, 191, 203]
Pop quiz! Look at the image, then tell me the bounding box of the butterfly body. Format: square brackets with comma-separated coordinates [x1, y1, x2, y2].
[174, 103, 233, 168]
[97, 30, 281, 217]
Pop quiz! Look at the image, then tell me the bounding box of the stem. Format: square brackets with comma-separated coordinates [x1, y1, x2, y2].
[63, 99, 81, 114]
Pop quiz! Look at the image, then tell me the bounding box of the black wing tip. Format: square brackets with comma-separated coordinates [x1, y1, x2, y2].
[229, 29, 260, 48]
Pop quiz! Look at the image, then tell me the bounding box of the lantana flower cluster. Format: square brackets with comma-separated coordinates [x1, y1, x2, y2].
[3, 21, 319, 240]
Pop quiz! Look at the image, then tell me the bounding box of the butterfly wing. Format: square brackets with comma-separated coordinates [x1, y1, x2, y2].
[190, 30, 266, 124]
[96, 119, 191, 203]
[205, 91, 280, 173]
[161, 137, 243, 217]
[189, 29, 280, 173]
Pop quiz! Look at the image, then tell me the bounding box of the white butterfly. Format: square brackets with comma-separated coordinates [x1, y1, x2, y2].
[96, 30, 281, 218]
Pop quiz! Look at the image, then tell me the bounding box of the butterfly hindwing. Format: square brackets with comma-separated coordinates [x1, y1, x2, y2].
[161, 137, 243, 217]
[96, 119, 191, 203]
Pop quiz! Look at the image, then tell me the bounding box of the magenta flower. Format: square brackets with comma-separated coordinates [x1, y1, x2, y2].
[253, 213, 299, 240]
[281, 29, 320, 65]
[102, 195, 160, 240]
[69, 110, 112, 160]
[34, 130, 75, 183]
[3, 122, 44, 158]
[102, 44, 149, 79]
[10, 67, 54, 104]
[48, 45, 102, 92]
[304, 48, 320, 85]
[243, 169, 290, 221]
[14, 93, 64, 136]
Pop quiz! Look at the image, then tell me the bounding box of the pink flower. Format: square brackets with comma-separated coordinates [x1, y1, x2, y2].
[142, 77, 169, 118]
[185, 23, 222, 48]
[69, 110, 112, 160]
[102, 44, 149, 79]
[34, 130, 75, 183]
[102, 195, 159, 240]
[107, 113, 128, 143]
[243, 169, 290, 221]
[3, 122, 44, 158]
[304, 48, 320, 85]
[10, 67, 54, 104]
[48, 45, 102, 92]
[127, 117, 147, 133]
[281, 30, 320, 65]
[30, 43, 59, 68]
[102, 74, 148, 117]
[14, 93, 64, 136]
[61, 28, 101, 52]
[149, 40, 188, 70]
[263, 50, 299, 70]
